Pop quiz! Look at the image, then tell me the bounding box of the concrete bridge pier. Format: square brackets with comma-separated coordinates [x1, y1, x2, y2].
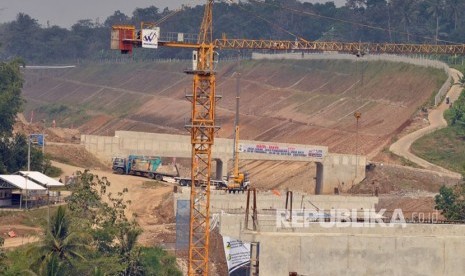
[315, 162, 324, 194]
[213, 158, 228, 181]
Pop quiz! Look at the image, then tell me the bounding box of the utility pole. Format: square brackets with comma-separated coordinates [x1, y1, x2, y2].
[25, 173, 28, 209]
[27, 135, 31, 171]
[46, 183, 50, 230]
[354, 112, 361, 178]
[42, 119, 46, 154]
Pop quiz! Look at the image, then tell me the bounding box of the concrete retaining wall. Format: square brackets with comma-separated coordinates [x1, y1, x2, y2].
[82, 131, 366, 194]
[86, 130, 329, 163]
[217, 210, 465, 276]
[238, 224, 465, 276]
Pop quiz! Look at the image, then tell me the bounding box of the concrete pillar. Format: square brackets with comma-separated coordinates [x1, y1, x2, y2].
[214, 158, 228, 181]
[250, 242, 260, 276]
[315, 162, 324, 195]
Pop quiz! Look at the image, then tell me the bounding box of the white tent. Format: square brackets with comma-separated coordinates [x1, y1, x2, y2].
[18, 171, 64, 187]
[0, 175, 46, 190]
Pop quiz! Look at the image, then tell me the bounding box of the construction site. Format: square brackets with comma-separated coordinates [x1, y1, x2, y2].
[3, 1, 465, 275]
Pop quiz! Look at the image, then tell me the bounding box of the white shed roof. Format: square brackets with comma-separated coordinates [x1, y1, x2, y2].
[0, 175, 46, 190]
[18, 171, 64, 187]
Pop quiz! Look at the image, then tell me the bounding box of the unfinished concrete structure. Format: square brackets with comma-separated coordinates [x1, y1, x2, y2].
[219, 213, 465, 276]
[173, 189, 465, 275]
[81, 131, 366, 194]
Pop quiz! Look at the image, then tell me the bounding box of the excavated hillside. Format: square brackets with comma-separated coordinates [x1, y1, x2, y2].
[20, 59, 448, 193]
[21, 59, 446, 157]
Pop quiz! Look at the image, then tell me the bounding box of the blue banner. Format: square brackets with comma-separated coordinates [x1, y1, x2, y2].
[30, 134, 44, 146]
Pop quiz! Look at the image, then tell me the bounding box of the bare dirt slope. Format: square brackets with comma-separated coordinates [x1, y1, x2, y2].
[352, 163, 461, 195]
[20, 59, 448, 195]
[22, 59, 446, 157]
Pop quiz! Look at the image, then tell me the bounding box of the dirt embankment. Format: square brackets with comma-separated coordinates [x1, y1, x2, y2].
[22, 60, 446, 157]
[20, 60, 449, 199]
[352, 163, 460, 195]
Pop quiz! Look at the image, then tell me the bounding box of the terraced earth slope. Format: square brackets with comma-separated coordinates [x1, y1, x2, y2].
[22, 59, 446, 158]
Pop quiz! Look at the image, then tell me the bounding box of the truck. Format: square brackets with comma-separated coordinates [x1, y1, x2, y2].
[225, 170, 250, 193]
[174, 176, 227, 189]
[112, 155, 179, 181]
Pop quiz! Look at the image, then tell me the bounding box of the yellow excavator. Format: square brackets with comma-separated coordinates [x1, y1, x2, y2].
[226, 69, 250, 193]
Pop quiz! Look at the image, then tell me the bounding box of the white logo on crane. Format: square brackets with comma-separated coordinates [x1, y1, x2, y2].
[142, 27, 160, 49]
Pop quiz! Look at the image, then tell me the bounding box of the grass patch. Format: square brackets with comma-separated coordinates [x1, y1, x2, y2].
[382, 147, 421, 168]
[411, 126, 465, 175]
[49, 155, 71, 165]
[20, 206, 60, 228]
[44, 165, 63, 178]
[0, 210, 14, 218]
[36, 103, 89, 128]
[139, 247, 182, 276]
[0, 206, 60, 228]
[4, 244, 37, 275]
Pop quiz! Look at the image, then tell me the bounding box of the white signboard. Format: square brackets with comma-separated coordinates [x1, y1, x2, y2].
[142, 28, 160, 49]
[222, 236, 250, 274]
[177, 32, 184, 42]
[239, 143, 324, 159]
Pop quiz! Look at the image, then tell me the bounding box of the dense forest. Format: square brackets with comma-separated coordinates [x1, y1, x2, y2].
[1, 0, 465, 63]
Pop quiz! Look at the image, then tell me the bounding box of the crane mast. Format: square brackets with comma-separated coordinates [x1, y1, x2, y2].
[187, 1, 215, 275]
[233, 71, 240, 178]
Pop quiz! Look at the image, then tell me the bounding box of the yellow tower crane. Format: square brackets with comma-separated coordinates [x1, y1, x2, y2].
[110, 1, 465, 275]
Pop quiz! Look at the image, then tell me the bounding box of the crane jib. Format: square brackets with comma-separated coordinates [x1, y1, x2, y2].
[120, 37, 465, 55]
[213, 39, 465, 55]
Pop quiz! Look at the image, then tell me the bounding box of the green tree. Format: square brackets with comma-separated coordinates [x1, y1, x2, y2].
[132, 6, 161, 23]
[0, 133, 49, 174]
[29, 206, 89, 275]
[435, 183, 465, 220]
[445, 0, 464, 31]
[3, 14, 41, 61]
[426, 0, 445, 44]
[104, 10, 130, 27]
[24, 255, 66, 276]
[445, 88, 465, 137]
[0, 59, 50, 174]
[66, 170, 146, 275]
[0, 58, 24, 135]
[139, 247, 182, 276]
[392, 0, 418, 42]
[0, 236, 7, 274]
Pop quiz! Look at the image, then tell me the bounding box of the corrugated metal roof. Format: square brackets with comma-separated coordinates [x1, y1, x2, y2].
[18, 171, 64, 187]
[0, 175, 46, 190]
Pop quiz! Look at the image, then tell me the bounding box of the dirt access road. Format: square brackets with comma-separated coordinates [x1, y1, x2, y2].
[390, 68, 463, 178]
[53, 161, 175, 246]
[2, 225, 40, 249]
